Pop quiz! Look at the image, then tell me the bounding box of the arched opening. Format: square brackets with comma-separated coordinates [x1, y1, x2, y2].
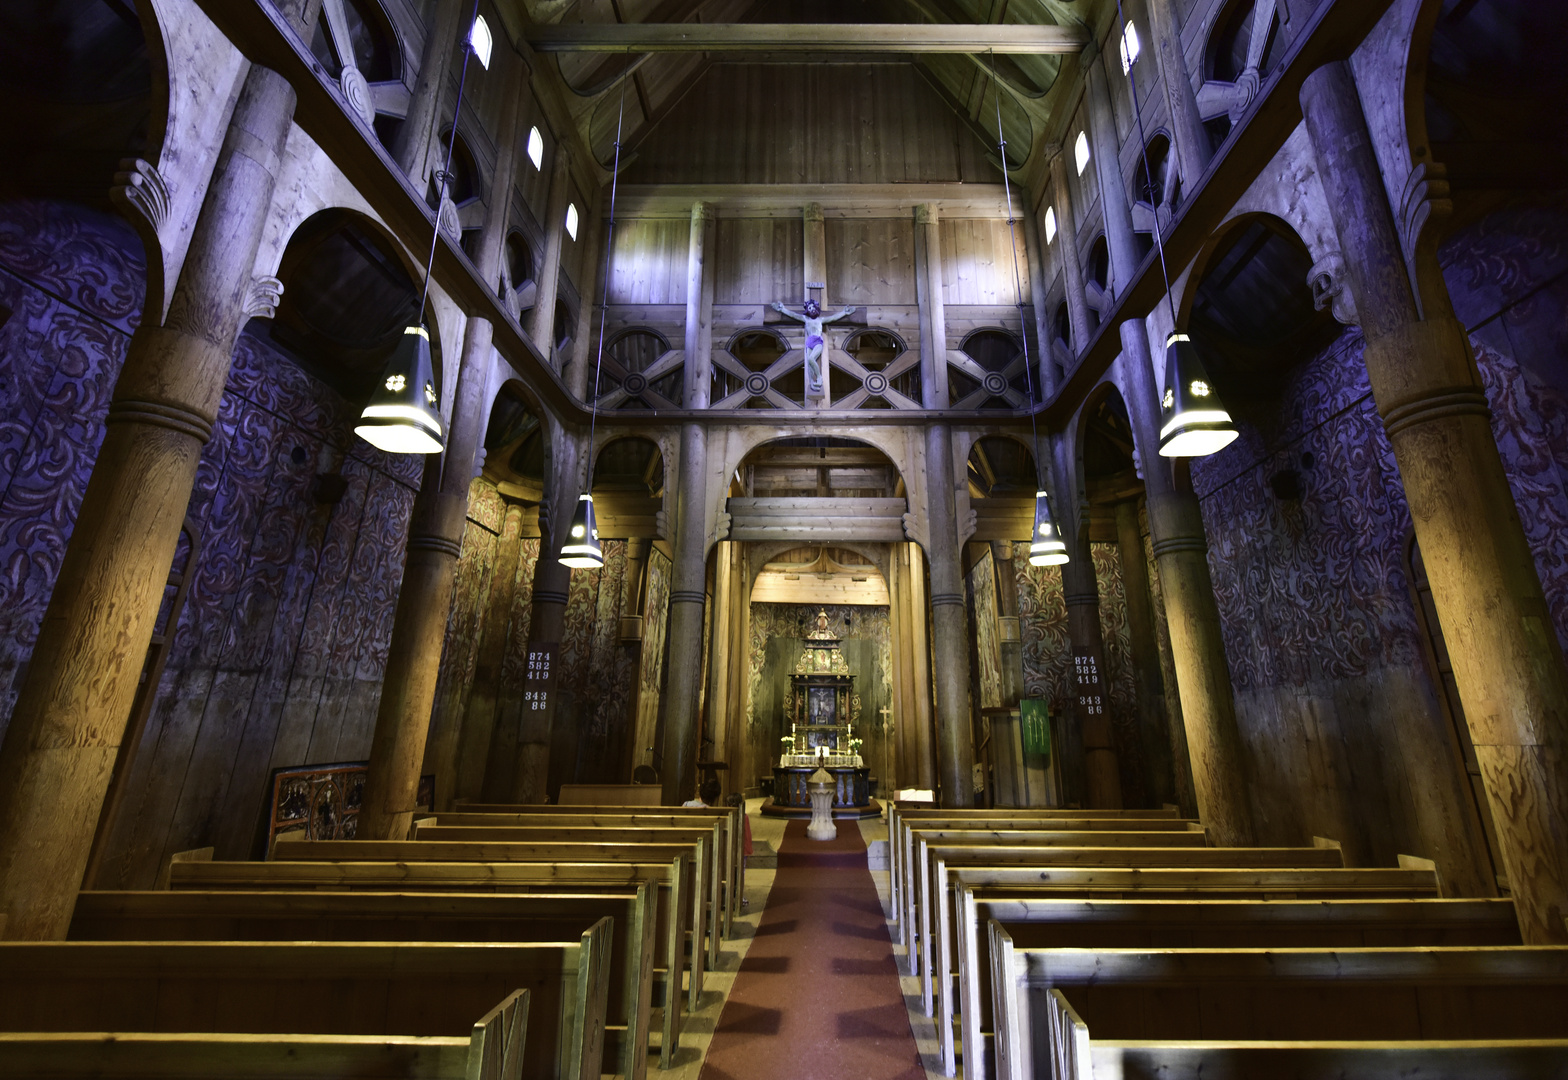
[1133, 132, 1176, 261]
[481, 383, 546, 500]
[1185, 214, 1342, 438]
[723, 328, 790, 408]
[1202, 0, 1286, 148]
[267, 208, 436, 404]
[0, 1, 152, 209]
[308, 0, 405, 148]
[843, 328, 917, 408]
[431, 127, 483, 257]
[967, 435, 1038, 499]
[955, 328, 1029, 409]
[503, 231, 538, 317]
[591, 436, 664, 540]
[1086, 235, 1111, 328]
[552, 296, 574, 355]
[602, 327, 678, 410]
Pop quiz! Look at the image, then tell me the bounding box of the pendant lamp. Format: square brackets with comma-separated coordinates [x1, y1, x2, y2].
[355, 326, 445, 454]
[559, 493, 603, 569]
[1158, 333, 1238, 458]
[1028, 489, 1069, 566]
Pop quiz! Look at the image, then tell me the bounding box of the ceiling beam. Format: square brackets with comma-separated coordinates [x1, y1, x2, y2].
[525, 22, 1089, 54]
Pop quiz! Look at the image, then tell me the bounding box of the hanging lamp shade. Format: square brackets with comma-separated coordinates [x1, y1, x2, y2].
[1158, 333, 1238, 458]
[356, 326, 446, 454]
[559, 493, 604, 569]
[1028, 489, 1069, 566]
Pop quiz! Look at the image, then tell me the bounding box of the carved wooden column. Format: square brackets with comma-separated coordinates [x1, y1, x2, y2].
[0, 61, 298, 940]
[803, 203, 829, 405]
[991, 542, 1025, 708]
[393, 0, 466, 182]
[528, 152, 572, 369]
[660, 202, 714, 805]
[1083, 40, 1142, 298]
[359, 53, 526, 840]
[1020, 203, 1057, 398]
[906, 543, 936, 791]
[565, 191, 606, 401]
[1304, 62, 1568, 942]
[1116, 498, 1175, 807]
[1119, 321, 1255, 844]
[1145, 0, 1212, 194]
[914, 205, 974, 806]
[1048, 150, 1094, 356]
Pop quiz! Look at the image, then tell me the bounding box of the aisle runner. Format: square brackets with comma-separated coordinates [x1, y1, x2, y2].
[699, 819, 925, 1080]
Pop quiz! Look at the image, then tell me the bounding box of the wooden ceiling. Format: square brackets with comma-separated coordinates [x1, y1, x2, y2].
[498, 0, 1100, 180]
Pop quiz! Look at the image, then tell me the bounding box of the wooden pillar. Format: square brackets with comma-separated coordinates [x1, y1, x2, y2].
[660, 202, 714, 805]
[1145, 0, 1213, 194]
[565, 188, 606, 401]
[359, 52, 527, 840]
[0, 61, 298, 940]
[803, 203, 829, 406]
[1048, 150, 1094, 355]
[453, 504, 523, 805]
[704, 542, 735, 769]
[1020, 203, 1057, 399]
[393, 0, 465, 182]
[1083, 40, 1142, 298]
[1303, 62, 1568, 942]
[1116, 498, 1175, 808]
[528, 151, 572, 369]
[1120, 319, 1255, 845]
[907, 542, 936, 791]
[618, 537, 650, 780]
[991, 542, 1026, 708]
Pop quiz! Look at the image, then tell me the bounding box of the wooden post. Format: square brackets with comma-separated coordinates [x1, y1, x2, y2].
[1083, 39, 1141, 298]
[1144, 0, 1213, 194]
[0, 61, 298, 940]
[358, 51, 528, 841]
[392, 0, 466, 183]
[991, 542, 1025, 708]
[1119, 320, 1255, 845]
[1020, 203, 1057, 399]
[566, 188, 607, 401]
[661, 203, 714, 805]
[528, 151, 573, 368]
[1116, 498, 1176, 808]
[803, 202, 829, 406]
[1303, 62, 1568, 943]
[1048, 149, 1094, 356]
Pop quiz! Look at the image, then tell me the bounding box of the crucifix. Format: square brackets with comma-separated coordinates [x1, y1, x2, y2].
[771, 285, 855, 405]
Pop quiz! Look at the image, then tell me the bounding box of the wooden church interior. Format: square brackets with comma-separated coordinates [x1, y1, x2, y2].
[0, 0, 1566, 1076]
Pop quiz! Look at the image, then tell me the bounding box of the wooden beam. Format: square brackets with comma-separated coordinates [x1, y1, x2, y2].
[526, 23, 1089, 54]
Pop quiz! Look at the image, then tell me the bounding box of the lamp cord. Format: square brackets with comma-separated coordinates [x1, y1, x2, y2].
[1113, 0, 1181, 332]
[586, 80, 629, 480]
[415, 0, 482, 327]
[987, 54, 1042, 472]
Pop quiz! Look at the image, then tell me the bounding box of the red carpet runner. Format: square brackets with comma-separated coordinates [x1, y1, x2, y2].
[698, 818, 926, 1080]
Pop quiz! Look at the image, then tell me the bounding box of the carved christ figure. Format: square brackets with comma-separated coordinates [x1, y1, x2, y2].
[771, 298, 855, 397]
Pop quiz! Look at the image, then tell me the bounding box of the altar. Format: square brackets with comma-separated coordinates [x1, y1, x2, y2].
[762, 610, 880, 819]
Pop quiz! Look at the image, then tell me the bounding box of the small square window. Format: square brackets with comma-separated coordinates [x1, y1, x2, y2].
[1043, 206, 1058, 244]
[565, 203, 579, 240]
[527, 127, 544, 171]
[1074, 131, 1091, 176]
[1119, 22, 1141, 75]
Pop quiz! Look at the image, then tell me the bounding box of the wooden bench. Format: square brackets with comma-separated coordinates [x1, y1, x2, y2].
[900, 827, 1209, 952]
[272, 838, 711, 1012]
[951, 896, 1521, 1080]
[1046, 997, 1568, 1080]
[990, 936, 1568, 1080]
[424, 811, 743, 939]
[0, 934, 611, 1080]
[557, 784, 665, 806]
[913, 843, 1348, 1017]
[411, 821, 727, 966]
[69, 889, 657, 1080]
[453, 804, 746, 933]
[167, 858, 694, 1068]
[0, 995, 529, 1080]
[887, 806, 1184, 921]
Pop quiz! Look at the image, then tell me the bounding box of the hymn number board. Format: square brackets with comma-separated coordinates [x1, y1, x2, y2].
[1073, 649, 1103, 722]
[525, 644, 556, 713]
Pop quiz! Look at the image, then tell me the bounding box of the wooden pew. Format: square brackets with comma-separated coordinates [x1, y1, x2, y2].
[1044, 991, 1568, 1080]
[272, 837, 711, 1013]
[425, 811, 742, 940]
[912, 842, 1347, 1017]
[0, 935, 612, 1080]
[411, 821, 727, 965]
[69, 889, 657, 1080]
[167, 858, 693, 1068]
[558, 784, 664, 806]
[886, 806, 1184, 922]
[990, 935, 1568, 1080]
[454, 803, 745, 933]
[900, 827, 1208, 952]
[0, 993, 529, 1080]
[952, 896, 1521, 1080]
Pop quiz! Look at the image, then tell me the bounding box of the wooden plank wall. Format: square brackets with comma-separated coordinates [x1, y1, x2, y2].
[623, 64, 997, 186]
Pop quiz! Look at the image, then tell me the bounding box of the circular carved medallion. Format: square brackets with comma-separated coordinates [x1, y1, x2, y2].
[621, 372, 648, 396]
[745, 372, 770, 396]
[982, 371, 1009, 396]
[863, 371, 889, 396]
